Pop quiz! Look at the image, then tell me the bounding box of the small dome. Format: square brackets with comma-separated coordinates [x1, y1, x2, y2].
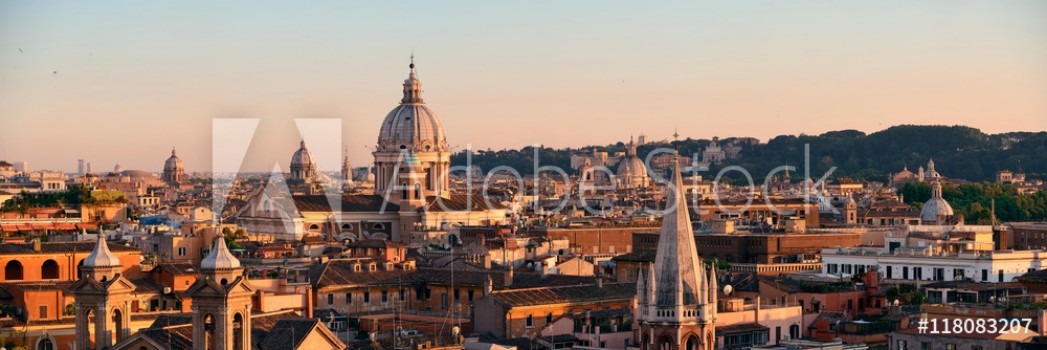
[164, 148, 183, 172]
[921, 197, 954, 222]
[617, 137, 648, 185]
[921, 178, 953, 223]
[83, 234, 121, 268]
[291, 141, 313, 167]
[201, 235, 240, 270]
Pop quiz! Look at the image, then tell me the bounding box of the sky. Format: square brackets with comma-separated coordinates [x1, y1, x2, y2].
[1, 1, 1045, 173]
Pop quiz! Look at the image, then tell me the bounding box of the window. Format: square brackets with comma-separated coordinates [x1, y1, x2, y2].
[982, 269, 988, 281]
[920, 342, 930, 350]
[346, 293, 352, 305]
[327, 294, 333, 305]
[41, 260, 59, 280]
[897, 340, 907, 350]
[399, 288, 406, 301]
[546, 313, 553, 324]
[39, 305, 48, 319]
[526, 314, 533, 328]
[364, 291, 370, 303]
[945, 344, 956, 350]
[468, 290, 475, 301]
[36, 338, 54, 350]
[999, 270, 1004, 282]
[382, 290, 388, 303]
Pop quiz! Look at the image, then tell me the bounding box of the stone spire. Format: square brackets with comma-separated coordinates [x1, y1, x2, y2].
[401, 56, 424, 104]
[653, 154, 704, 311]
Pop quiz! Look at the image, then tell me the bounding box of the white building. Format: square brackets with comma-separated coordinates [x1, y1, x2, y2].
[821, 225, 1047, 283]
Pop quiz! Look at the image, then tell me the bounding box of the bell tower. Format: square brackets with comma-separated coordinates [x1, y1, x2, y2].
[187, 235, 255, 350]
[635, 156, 717, 350]
[71, 233, 136, 349]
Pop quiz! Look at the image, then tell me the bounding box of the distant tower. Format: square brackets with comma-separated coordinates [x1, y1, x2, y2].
[71, 234, 136, 349]
[78, 159, 86, 176]
[113, 163, 122, 173]
[373, 57, 451, 204]
[86, 161, 93, 175]
[636, 157, 716, 350]
[188, 235, 255, 350]
[342, 147, 354, 190]
[163, 147, 185, 183]
[289, 140, 317, 185]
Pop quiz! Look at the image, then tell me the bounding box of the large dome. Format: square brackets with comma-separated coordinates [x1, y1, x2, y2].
[617, 156, 647, 179]
[291, 141, 313, 167]
[616, 137, 649, 188]
[164, 148, 183, 172]
[377, 61, 448, 152]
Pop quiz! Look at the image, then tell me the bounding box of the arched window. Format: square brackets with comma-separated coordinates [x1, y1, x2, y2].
[41, 260, 59, 279]
[309, 224, 320, 232]
[204, 314, 216, 350]
[685, 335, 699, 350]
[5, 261, 23, 280]
[233, 313, 245, 350]
[36, 337, 54, 350]
[111, 308, 124, 345]
[401, 182, 408, 199]
[414, 183, 422, 199]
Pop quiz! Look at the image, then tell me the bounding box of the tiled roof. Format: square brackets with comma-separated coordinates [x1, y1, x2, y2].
[292, 194, 399, 213]
[425, 194, 507, 212]
[157, 261, 200, 276]
[0, 241, 138, 255]
[611, 250, 656, 263]
[259, 319, 321, 350]
[488, 282, 636, 308]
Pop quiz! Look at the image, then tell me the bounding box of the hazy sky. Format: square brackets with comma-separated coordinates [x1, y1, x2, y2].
[1, 1, 1045, 172]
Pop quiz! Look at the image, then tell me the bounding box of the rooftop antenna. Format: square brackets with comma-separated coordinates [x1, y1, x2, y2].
[673, 128, 680, 141]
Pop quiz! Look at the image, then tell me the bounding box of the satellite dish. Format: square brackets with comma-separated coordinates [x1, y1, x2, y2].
[723, 285, 734, 296]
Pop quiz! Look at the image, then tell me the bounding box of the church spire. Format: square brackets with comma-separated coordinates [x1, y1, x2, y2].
[652, 154, 704, 311]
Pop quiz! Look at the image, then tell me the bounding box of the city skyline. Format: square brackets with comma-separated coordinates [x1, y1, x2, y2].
[2, 1, 1045, 172]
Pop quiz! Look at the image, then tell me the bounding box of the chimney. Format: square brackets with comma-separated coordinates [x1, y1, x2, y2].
[755, 295, 761, 324]
[503, 267, 514, 287]
[32, 238, 41, 253]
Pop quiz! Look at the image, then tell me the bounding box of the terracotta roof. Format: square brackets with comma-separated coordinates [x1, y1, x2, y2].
[292, 194, 399, 213]
[259, 318, 322, 350]
[0, 241, 137, 255]
[157, 261, 199, 276]
[425, 194, 507, 212]
[487, 282, 635, 308]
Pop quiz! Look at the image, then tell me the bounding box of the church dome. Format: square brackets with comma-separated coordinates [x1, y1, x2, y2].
[201, 235, 241, 270]
[617, 156, 647, 179]
[616, 137, 648, 187]
[921, 178, 954, 223]
[83, 234, 121, 268]
[377, 59, 448, 152]
[291, 141, 313, 168]
[164, 148, 183, 172]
